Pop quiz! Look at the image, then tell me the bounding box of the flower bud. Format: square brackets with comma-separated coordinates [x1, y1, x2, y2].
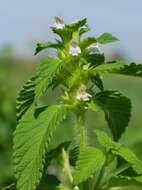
[52, 16, 65, 29]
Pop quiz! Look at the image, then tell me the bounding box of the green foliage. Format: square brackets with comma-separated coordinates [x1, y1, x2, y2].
[107, 175, 142, 188]
[35, 41, 63, 55]
[80, 37, 97, 49]
[16, 76, 35, 121]
[94, 90, 131, 141]
[73, 147, 105, 184]
[112, 62, 142, 78]
[35, 57, 65, 100]
[97, 33, 119, 44]
[13, 105, 67, 190]
[13, 17, 142, 190]
[92, 61, 123, 75]
[96, 131, 142, 176]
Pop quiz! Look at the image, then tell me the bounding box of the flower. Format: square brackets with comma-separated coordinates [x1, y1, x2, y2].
[76, 84, 91, 101]
[69, 41, 81, 56]
[52, 16, 65, 29]
[87, 43, 101, 54]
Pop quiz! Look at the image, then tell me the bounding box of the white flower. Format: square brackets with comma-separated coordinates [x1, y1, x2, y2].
[52, 16, 65, 29]
[87, 43, 101, 54]
[76, 84, 91, 101]
[69, 41, 81, 56]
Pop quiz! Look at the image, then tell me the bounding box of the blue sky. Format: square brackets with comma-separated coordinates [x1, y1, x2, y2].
[0, 0, 142, 61]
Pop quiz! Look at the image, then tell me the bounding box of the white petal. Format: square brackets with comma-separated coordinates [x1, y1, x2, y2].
[69, 46, 81, 56]
[52, 22, 65, 29]
[87, 43, 101, 54]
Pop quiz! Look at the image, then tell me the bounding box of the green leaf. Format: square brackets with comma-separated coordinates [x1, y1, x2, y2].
[35, 41, 62, 55]
[97, 33, 119, 44]
[85, 53, 105, 66]
[80, 37, 97, 49]
[13, 104, 67, 190]
[16, 76, 35, 121]
[67, 18, 87, 31]
[96, 131, 142, 175]
[94, 90, 131, 141]
[35, 57, 65, 100]
[107, 175, 142, 188]
[92, 61, 123, 75]
[91, 74, 104, 91]
[79, 26, 90, 36]
[73, 146, 105, 184]
[69, 146, 80, 166]
[112, 62, 142, 78]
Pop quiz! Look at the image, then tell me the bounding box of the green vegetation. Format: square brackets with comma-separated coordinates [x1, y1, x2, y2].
[0, 18, 142, 190]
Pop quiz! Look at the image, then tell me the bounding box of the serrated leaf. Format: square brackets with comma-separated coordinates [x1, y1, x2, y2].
[94, 90, 131, 141]
[80, 37, 97, 49]
[108, 175, 142, 188]
[73, 146, 105, 184]
[16, 76, 35, 121]
[69, 146, 80, 166]
[13, 105, 67, 190]
[97, 33, 119, 44]
[112, 62, 142, 78]
[35, 41, 62, 55]
[35, 57, 65, 100]
[96, 131, 142, 175]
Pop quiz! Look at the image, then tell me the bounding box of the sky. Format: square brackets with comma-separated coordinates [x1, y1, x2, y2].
[0, 0, 142, 62]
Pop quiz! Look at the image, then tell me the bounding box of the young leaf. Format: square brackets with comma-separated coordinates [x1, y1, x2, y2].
[73, 146, 105, 184]
[35, 57, 65, 100]
[96, 131, 142, 175]
[79, 26, 90, 36]
[80, 37, 97, 49]
[13, 104, 67, 190]
[94, 90, 131, 141]
[35, 41, 62, 55]
[67, 18, 87, 31]
[97, 33, 119, 44]
[16, 76, 35, 121]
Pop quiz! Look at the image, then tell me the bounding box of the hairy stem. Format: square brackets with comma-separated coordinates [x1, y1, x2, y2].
[77, 113, 85, 149]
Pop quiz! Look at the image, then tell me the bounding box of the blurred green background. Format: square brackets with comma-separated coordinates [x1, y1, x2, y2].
[0, 1, 142, 189]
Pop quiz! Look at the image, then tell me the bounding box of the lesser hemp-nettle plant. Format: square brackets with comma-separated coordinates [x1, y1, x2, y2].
[14, 17, 142, 190]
